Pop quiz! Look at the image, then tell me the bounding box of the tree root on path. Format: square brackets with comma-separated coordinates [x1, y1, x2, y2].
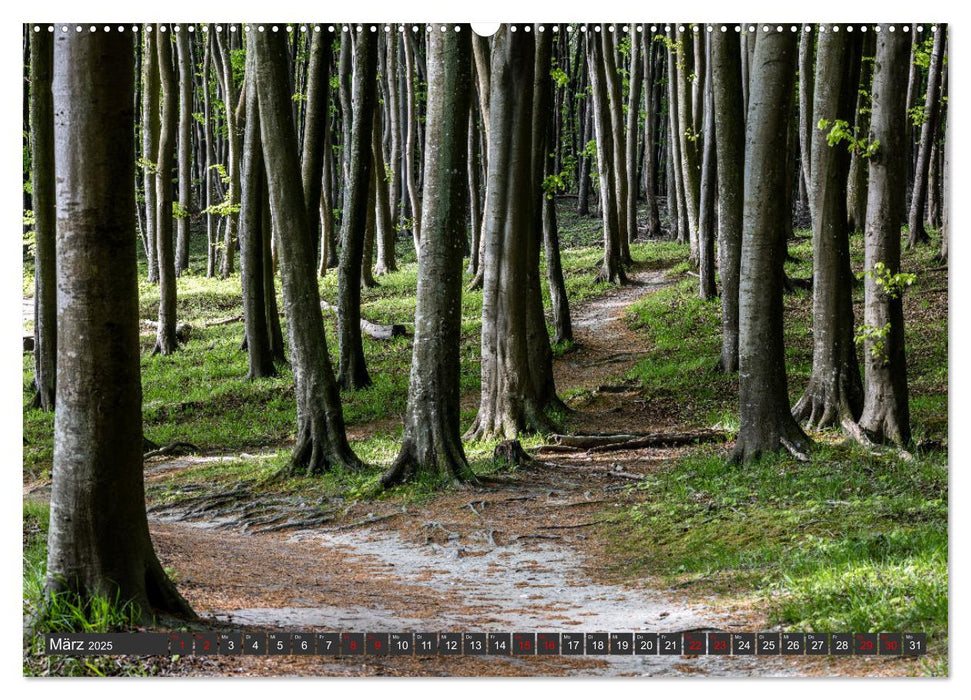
[143, 441, 201, 459]
[538, 430, 728, 453]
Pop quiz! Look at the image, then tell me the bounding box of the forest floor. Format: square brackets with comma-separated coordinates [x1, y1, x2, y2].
[23, 211, 948, 678]
[24, 260, 940, 678]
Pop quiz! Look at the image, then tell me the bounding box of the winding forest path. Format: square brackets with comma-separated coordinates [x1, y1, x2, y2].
[30, 268, 884, 677]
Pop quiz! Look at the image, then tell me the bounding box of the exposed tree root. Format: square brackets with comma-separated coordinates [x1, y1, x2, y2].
[842, 418, 914, 461]
[143, 441, 200, 459]
[541, 430, 728, 453]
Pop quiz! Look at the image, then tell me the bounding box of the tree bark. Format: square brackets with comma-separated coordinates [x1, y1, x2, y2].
[712, 28, 744, 374]
[174, 25, 192, 275]
[403, 29, 422, 249]
[908, 26, 946, 247]
[641, 33, 662, 238]
[300, 28, 333, 259]
[239, 45, 276, 379]
[214, 26, 240, 277]
[857, 26, 912, 446]
[141, 27, 160, 283]
[675, 27, 701, 259]
[798, 24, 816, 228]
[46, 27, 193, 622]
[154, 25, 179, 355]
[467, 25, 555, 441]
[467, 108, 482, 275]
[625, 28, 642, 245]
[381, 24, 477, 487]
[337, 28, 378, 391]
[697, 31, 717, 300]
[252, 28, 362, 475]
[791, 26, 864, 430]
[373, 98, 397, 275]
[847, 32, 875, 233]
[587, 30, 626, 285]
[732, 28, 810, 464]
[202, 32, 217, 277]
[666, 29, 688, 244]
[602, 28, 631, 264]
[29, 29, 56, 412]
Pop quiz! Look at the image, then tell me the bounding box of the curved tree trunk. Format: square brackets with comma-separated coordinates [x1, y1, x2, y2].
[46, 27, 193, 622]
[907, 26, 946, 247]
[252, 27, 362, 475]
[337, 29, 378, 390]
[174, 25, 192, 276]
[381, 24, 476, 488]
[857, 26, 912, 446]
[792, 27, 864, 430]
[712, 28, 744, 374]
[239, 46, 276, 379]
[29, 29, 56, 412]
[141, 27, 160, 283]
[732, 28, 810, 464]
[154, 25, 179, 356]
[466, 25, 555, 441]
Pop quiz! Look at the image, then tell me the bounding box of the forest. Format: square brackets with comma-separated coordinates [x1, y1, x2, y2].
[22, 22, 947, 678]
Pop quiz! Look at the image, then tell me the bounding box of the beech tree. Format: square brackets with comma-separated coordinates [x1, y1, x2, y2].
[712, 27, 744, 374]
[337, 28, 378, 391]
[141, 27, 160, 283]
[381, 24, 476, 487]
[154, 25, 179, 355]
[792, 26, 864, 429]
[252, 26, 362, 475]
[174, 25, 192, 275]
[29, 28, 55, 411]
[907, 26, 946, 247]
[856, 26, 912, 445]
[732, 28, 810, 464]
[45, 27, 193, 622]
[697, 30, 716, 300]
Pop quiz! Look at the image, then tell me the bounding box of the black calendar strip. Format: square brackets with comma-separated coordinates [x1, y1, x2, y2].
[44, 631, 926, 657]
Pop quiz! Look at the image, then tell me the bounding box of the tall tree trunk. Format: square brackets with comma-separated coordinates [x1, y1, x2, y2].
[697, 31, 717, 300]
[239, 45, 276, 379]
[625, 28, 642, 245]
[798, 24, 816, 228]
[252, 28, 362, 475]
[262, 180, 286, 365]
[675, 27, 700, 260]
[141, 27, 160, 283]
[373, 99, 397, 275]
[318, 95, 338, 274]
[467, 108, 482, 275]
[732, 28, 810, 464]
[386, 28, 402, 236]
[45, 27, 193, 622]
[641, 33, 662, 238]
[202, 32, 217, 278]
[666, 29, 688, 244]
[791, 26, 864, 429]
[587, 30, 626, 285]
[29, 30, 56, 412]
[381, 24, 476, 488]
[301, 29, 333, 260]
[403, 29, 422, 250]
[337, 28, 378, 391]
[466, 25, 555, 441]
[602, 28, 631, 264]
[857, 26, 912, 446]
[215, 27, 240, 277]
[907, 26, 946, 247]
[576, 97, 593, 216]
[174, 25, 192, 275]
[939, 110, 949, 263]
[847, 32, 876, 233]
[154, 25, 179, 356]
[712, 27, 744, 374]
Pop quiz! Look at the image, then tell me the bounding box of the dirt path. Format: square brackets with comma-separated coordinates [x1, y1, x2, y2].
[35, 270, 918, 677]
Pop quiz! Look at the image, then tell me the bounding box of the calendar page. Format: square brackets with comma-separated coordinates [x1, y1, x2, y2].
[20, 19, 948, 681]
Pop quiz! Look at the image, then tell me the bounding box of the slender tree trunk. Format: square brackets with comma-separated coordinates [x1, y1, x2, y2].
[712, 27, 744, 374]
[337, 29, 378, 390]
[215, 27, 240, 277]
[386, 28, 402, 235]
[381, 24, 476, 488]
[252, 28, 362, 475]
[141, 27, 160, 283]
[602, 28, 631, 264]
[467, 108, 482, 275]
[466, 25, 555, 441]
[239, 46, 276, 379]
[262, 180, 286, 365]
[362, 152, 378, 289]
[697, 31, 717, 300]
[908, 26, 946, 247]
[45, 27, 193, 622]
[732, 28, 810, 464]
[373, 99, 397, 275]
[318, 95, 338, 274]
[403, 29, 422, 249]
[666, 30, 688, 244]
[799, 24, 816, 228]
[791, 26, 864, 429]
[202, 33, 216, 278]
[847, 33, 875, 233]
[174, 25, 192, 275]
[625, 29, 642, 244]
[675, 28, 700, 260]
[576, 97, 593, 216]
[857, 26, 912, 446]
[301, 29, 333, 259]
[154, 25, 179, 356]
[939, 110, 949, 263]
[29, 29, 56, 412]
[587, 30, 626, 285]
[642, 34, 662, 237]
